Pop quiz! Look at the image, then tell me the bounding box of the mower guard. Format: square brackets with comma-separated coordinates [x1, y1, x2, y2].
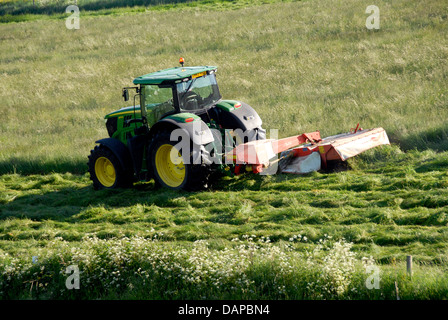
[227, 126, 390, 174]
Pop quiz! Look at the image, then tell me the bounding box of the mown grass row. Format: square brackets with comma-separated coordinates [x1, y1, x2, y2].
[1, 145, 448, 264]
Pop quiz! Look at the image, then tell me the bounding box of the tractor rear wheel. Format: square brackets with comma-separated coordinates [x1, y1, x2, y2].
[149, 130, 210, 191]
[88, 145, 133, 190]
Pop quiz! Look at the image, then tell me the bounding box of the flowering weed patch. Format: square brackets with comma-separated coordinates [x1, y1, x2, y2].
[1, 234, 447, 299]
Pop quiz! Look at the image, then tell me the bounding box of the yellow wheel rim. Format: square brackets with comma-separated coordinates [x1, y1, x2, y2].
[95, 157, 116, 187]
[155, 144, 186, 188]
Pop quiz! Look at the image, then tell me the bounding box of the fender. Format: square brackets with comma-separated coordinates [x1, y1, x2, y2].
[149, 113, 215, 146]
[95, 138, 133, 173]
[214, 100, 263, 132]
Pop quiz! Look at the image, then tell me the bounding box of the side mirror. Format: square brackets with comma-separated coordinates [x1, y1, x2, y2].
[122, 88, 129, 102]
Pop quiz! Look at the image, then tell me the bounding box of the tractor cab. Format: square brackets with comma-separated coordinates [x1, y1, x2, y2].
[124, 63, 221, 128]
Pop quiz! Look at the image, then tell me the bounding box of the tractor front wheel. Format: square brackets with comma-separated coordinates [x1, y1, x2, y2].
[88, 145, 132, 190]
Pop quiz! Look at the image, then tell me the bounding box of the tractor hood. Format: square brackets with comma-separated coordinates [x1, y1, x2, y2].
[105, 106, 140, 119]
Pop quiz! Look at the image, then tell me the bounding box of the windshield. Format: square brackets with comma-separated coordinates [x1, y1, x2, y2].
[177, 73, 221, 111]
[144, 85, 174, 105]
[143, 85, 175, 125]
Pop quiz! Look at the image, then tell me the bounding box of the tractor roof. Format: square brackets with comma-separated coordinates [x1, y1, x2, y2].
[133, 66, 217, 85]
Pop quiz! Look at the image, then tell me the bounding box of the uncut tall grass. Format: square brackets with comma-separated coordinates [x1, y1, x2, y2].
[2, 234, 447, 299]
[1, 0, 447, 175]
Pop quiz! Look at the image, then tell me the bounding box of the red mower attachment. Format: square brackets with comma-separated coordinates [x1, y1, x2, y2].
[227, 126, 390, 175]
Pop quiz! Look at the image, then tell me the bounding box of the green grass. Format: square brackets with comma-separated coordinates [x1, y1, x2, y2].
[0, 0, 293, 23]
[0, 0, 447, 175]
[0, 0, 195, 17]
[1, 146, 448, 299]
[1, 145, 448, 264]
[1, 0, 448, 299]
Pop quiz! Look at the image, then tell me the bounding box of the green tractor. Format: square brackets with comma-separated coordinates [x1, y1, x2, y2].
[88, 59, 266, 191]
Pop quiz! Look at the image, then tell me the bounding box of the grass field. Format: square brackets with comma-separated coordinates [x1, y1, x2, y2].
[1, 0, 448, 299]
[2, 146, 448, 299]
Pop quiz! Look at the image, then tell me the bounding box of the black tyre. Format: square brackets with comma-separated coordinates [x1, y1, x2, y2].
[88, 144, 133, 190]
[148, 130, 210, 191]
